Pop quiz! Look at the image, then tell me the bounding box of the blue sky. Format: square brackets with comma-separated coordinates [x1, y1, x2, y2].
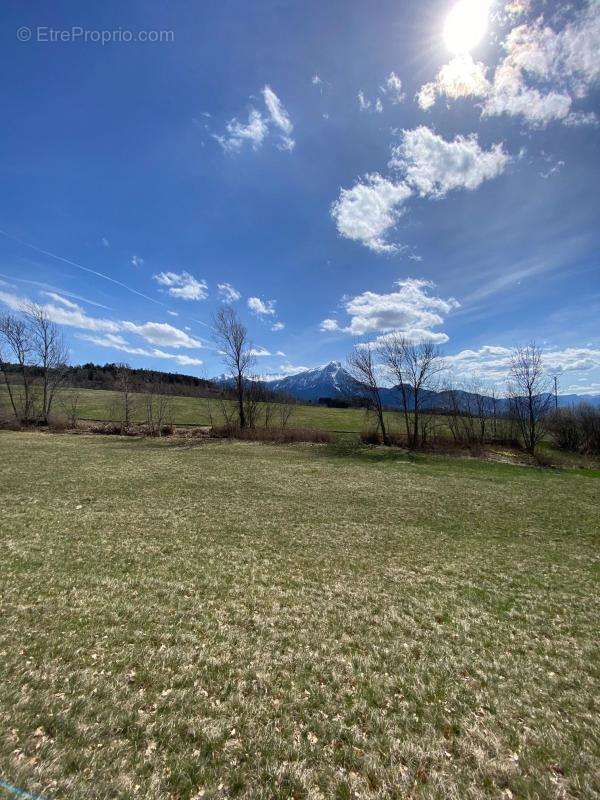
[1, 0, 599, 392]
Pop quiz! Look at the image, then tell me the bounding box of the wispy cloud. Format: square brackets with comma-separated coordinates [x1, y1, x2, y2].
[215, 86, 295, 153]
[215, 109, 268, 153]
[217, 282, 241, 303]
[262, 85, 295, 151]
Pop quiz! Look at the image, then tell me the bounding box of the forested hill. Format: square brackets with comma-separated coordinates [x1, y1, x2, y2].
[1, 362, 219, 398]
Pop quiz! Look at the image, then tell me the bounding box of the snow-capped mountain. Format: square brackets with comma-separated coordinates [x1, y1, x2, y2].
[264, 361, 359, 402]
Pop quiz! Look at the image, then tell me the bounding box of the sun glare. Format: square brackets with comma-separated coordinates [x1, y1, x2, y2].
[444, 0, 490, 54]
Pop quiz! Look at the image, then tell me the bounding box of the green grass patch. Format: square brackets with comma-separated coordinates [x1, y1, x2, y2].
[0, 431, 599, 799]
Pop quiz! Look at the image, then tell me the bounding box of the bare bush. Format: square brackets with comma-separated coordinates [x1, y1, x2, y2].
[144, 383, 173, 436]
[579, 404, 600, 454]
[276, 396, 296, 429]
[548, 404, 600, 455]
[58, 390, 81, 429]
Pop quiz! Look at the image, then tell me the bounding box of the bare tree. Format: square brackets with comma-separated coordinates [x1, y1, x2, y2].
[507, 342, 552, 455]
[380, 335, 444, 448]
[25, 303, 69, 423]
[114, 363, 137, 427]
[347, 344, 389, 445]
[0, 312, 34, 422]
[213, 307, 254, 429]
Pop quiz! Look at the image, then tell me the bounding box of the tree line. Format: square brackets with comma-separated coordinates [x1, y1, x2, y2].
[214, 307, 599, 457]
[2, 303, 598, 456]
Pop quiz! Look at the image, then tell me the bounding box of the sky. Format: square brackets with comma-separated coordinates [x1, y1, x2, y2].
[1, 0, 599, 393]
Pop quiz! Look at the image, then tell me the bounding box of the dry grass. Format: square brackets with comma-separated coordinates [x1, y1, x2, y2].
[0, 431, 599, 799]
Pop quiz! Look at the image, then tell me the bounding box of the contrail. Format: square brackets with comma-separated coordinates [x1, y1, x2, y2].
[0, 227, 212, 329]
[0, 228, 165, 307]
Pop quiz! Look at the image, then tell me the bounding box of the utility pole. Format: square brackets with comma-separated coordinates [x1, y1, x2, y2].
[553, 375, 559, 411]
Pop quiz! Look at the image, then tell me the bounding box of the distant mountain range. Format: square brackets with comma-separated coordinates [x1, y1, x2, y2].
[214, 360, 600, 410]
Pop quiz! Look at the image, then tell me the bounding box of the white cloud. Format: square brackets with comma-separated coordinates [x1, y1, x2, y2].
[421, 55, 490, 107]
[271, 321, 285, 331]
[312, 74, 322, 86]
[154, 271, 208, 301]
[483, 61, 572, 125]
[120, 321, 203, 349]
[0, 289, 203, 350]
[35, 299, 121, 334]
[101, 237, 110, 248]
[540, 159, 564, 179]
[167, 310, 179, 317]
[249, 346, 272, 357]
[390, 127, 509, 198]
[131, 254, 144, 268]
[320, 318, 339, 332]
[416, 83, 437, 110]
[330, 173, 412, 253]
[358, 91, 384, 113]
[445, 345, 600, 384]
[416, 3, 600, 127]
[357, 90, 371, 111]
[215, 109, 268, 153]
[484, 3, 600, 125]
[217, 282, 241, 303]
[262, 363, 311, 381]
[262, 85, 295, 151]
[216, 86, 295, 154]
[40, 292, 79, 310]
[78, 334, 203, 367]
[504, 0, 531, 18]
[563, 110, 599, 127]
[384, 72, 404, 104]
[324, 278, 459, 342]
[248, 296, 276, 316]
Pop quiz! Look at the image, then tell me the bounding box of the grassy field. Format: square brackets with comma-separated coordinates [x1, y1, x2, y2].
[0, 384, 427, 435]
[1, 431, 599, 799]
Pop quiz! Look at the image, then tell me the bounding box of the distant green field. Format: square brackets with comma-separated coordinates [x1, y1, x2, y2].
[1, 431, 599, 799]
[0, 384, 433, 435]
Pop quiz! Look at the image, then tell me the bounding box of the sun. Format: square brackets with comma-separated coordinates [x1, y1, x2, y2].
[444, 0, 491, 55]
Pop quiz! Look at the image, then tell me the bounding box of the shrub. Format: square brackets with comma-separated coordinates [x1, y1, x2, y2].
[548, 409, 584, 452]
[360, 430, 382, 445]
[47, 414, 69, 433]
[0, 413, 22, 431]
[547, 404, 600, 455]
